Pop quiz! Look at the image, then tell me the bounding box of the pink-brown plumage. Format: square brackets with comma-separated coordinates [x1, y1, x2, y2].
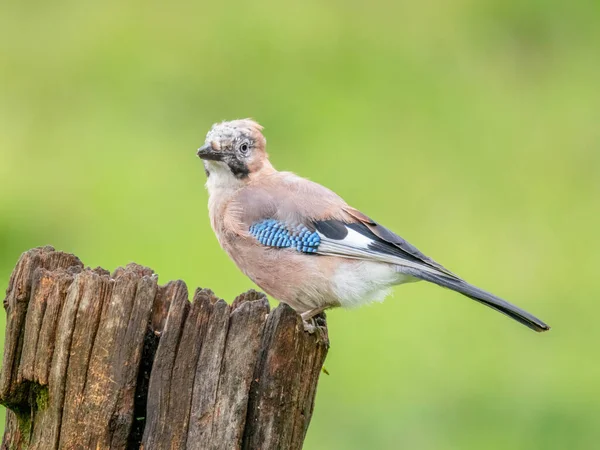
[209, 168, 361, 312]
[196, 119, 550, 332]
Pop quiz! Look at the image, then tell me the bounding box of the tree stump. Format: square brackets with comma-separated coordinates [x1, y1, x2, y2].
[0, 247, 329, 449]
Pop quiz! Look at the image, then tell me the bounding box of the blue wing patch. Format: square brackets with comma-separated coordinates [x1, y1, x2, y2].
[249, 219, 320, 253]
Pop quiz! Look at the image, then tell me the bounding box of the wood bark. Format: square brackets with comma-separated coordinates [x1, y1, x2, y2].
[0, 247, 329, 449]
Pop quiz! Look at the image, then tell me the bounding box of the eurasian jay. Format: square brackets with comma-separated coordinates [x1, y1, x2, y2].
[196, 119, 550, 333]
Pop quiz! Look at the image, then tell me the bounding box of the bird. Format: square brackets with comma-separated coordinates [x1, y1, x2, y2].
[196, 119, 550, 333]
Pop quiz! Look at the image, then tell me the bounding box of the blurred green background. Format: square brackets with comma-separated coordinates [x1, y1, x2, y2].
[1, 0, 599, 448]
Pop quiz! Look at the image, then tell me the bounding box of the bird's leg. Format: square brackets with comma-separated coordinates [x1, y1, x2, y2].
[303, 321, 317, 334]
[301, 306, 328, 321]
[301, 306, 328, 334]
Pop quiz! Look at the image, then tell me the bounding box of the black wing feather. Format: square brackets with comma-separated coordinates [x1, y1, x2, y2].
[313, 209, 550, 332]
[341, 208, 459, 278]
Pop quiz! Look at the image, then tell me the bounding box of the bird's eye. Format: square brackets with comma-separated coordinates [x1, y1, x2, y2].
[239, 142, 249, 154]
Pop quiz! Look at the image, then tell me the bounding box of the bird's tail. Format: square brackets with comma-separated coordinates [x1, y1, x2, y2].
[401, 268, 550, 332]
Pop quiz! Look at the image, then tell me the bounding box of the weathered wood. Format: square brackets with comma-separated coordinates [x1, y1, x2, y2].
[141, 280, 190, 449]
[243, 305, 329, 450]
[1, 246, 82, 401]
[187, 299, 230, 448]
[1, 247, 329, 449]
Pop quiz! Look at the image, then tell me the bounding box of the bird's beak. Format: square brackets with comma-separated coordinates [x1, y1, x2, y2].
[196, 143, 223, 161]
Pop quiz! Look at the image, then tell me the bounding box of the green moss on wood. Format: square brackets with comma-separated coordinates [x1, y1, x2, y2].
[32, 384, 49, 411]
[0, 381, 50, 446]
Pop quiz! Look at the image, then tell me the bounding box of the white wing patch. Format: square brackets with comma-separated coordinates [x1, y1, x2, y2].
[316, 226, 445, 276]
[331, 226, 371, 249]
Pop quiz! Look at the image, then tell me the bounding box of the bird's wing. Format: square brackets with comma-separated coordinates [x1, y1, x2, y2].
[314, 206, 460, 278]
[311, 207, 550, 332]
[232, 173, 550, 332]
[231, 171, 351, 227]
[232, 172, 456, 277]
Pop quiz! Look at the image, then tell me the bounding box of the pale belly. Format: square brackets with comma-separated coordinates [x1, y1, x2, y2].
[330, 259, 416, 309]
[224, 237, 415, 313]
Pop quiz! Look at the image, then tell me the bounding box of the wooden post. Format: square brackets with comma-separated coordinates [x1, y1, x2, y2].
[0, 247, 329, 449]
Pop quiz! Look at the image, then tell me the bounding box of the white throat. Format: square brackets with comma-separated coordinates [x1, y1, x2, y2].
[204, 160, 244, 198]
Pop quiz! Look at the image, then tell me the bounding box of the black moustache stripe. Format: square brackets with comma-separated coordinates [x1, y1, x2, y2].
[228, 158, 250, 179]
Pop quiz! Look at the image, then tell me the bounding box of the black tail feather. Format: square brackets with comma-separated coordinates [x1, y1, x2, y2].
[403, 269, 550, 332]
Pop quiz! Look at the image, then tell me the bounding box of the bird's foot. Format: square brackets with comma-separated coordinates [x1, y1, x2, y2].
[303, 318, 317, 334]
[301, 306, 328, 322]
[301, 309, 328, 338]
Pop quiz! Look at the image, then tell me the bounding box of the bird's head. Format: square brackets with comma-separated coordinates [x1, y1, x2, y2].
[197, 119, 272, 183]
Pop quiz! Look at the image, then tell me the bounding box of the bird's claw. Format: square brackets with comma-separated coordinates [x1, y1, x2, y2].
[301, 313, 327, 341]
[303, 319, 317, 334]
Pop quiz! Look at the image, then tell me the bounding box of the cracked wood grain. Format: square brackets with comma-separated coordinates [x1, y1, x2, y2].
[243, 305, 329, 450]
[1, 247, 329, 450]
